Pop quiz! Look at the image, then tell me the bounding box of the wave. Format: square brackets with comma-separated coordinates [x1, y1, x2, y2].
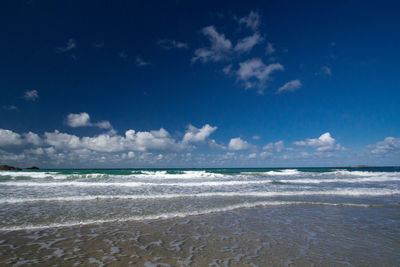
[2, 174, 400, 188]
[278, 176, 400, 184]
[0, 200, 382, 232]
[1, 189, 399, 204]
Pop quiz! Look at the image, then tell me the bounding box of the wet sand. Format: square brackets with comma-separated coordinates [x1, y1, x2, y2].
[1, 204, 399, 266]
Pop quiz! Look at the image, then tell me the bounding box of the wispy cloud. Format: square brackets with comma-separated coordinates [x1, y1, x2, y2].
[222, 64, 233, 75]
[23, 90, 39, 101]
[277, 79, 302, 93]
[237, 58, 284, 94]
[157, 39, 188, 50]
[234, 32, 263, 53]
[263, 140, 284, 152]
[136, 56, 151, 66]
[238, 11, 261, 31]
[56, 39, 76, 53]
[3, 105, 18, 111]
[321, 66, 332, 75]
[366, 137, 400, 155]
[192, 26, 232, 63]
[265, 42, 275, 55]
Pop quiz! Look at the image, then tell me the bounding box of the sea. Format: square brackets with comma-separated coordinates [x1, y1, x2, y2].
[0, 167, 399, 266]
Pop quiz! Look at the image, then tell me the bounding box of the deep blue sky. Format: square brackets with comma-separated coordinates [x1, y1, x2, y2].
[0, 0, 399, 167]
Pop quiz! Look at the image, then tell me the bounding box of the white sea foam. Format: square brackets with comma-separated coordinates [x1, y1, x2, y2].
[0, 200, 379, 232]
[1, 189, 399, 204]
[2, 173, 399, 187]
[279, 176, 400, 184]
[0, 171, 67, 179]
[1, 169, 399, 181]
[240, 169, 302, 176]
[0, 180, 278, 187]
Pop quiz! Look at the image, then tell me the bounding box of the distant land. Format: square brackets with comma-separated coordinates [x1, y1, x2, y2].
[0, 165, 39, 170]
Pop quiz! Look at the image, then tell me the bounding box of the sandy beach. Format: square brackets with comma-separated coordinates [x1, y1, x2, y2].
[1, 203, 399, 266]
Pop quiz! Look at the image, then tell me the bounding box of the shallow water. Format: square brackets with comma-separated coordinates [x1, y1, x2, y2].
[1, 167, 400, 265]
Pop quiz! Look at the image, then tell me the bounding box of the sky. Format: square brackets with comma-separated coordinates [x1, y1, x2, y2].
[0, 0, 399, 168]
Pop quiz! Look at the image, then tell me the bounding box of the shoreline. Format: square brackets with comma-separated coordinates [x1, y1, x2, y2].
[1, 204, 399, 266]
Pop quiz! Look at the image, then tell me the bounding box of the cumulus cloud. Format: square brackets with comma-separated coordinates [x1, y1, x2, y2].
[23, 132, 42, 146]
[192, 26, 232, 63]
[277, 79, 302, 93]
[23, 90, 39, 101]
[366, 137, 400, 155]
[158, 39, 188, 50]
[234, 32, 263, 52]
[0, 129, 23, 146]
[237, 58, 284, 93]
[42, 128, 181, 153]
[228, 137, 250, 151]
[294, 132, 339, 152]
[182, 124, 217, 143]
[238, 11, 261, 31]
[66, 112, 112, 129]
[56, 39, 76, 53]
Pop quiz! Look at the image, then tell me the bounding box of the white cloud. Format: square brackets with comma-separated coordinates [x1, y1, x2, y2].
[56, 39, 76, 53]
[237, 58, 284, 93]
[294, 132, 338, 152]
[125, 128, 181, 152]
[182, 124, 217, 143]
[228, 137, 250, 151]
[238, 11, 261, 31]
[23, 90, 39, 101]
[23, 132, 42, 146]
[234, 32, 263, 52]
[66, 112, 91, 127]
[45, 130, 81, 150]
[208, 139, 226, 150]
[43, 128, 182, 153]
[0, 129, 22, 146]
[136, 56, 151, 66]
[277, 79, 302, 93]
[366, 137, 400, 155]
[260, 151, 273, 158]
[192, 26, 232, 63]
[252, 135, 261, 140]
[265, 42, 275, 55]
[66, 112, 112, 129]
[263, 140, 284, 152]
[158, 39, 188, 50]
[248, 153, 257, 159]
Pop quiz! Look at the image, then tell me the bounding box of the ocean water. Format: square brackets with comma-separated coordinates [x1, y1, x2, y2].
[1, 167, 400, 265]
